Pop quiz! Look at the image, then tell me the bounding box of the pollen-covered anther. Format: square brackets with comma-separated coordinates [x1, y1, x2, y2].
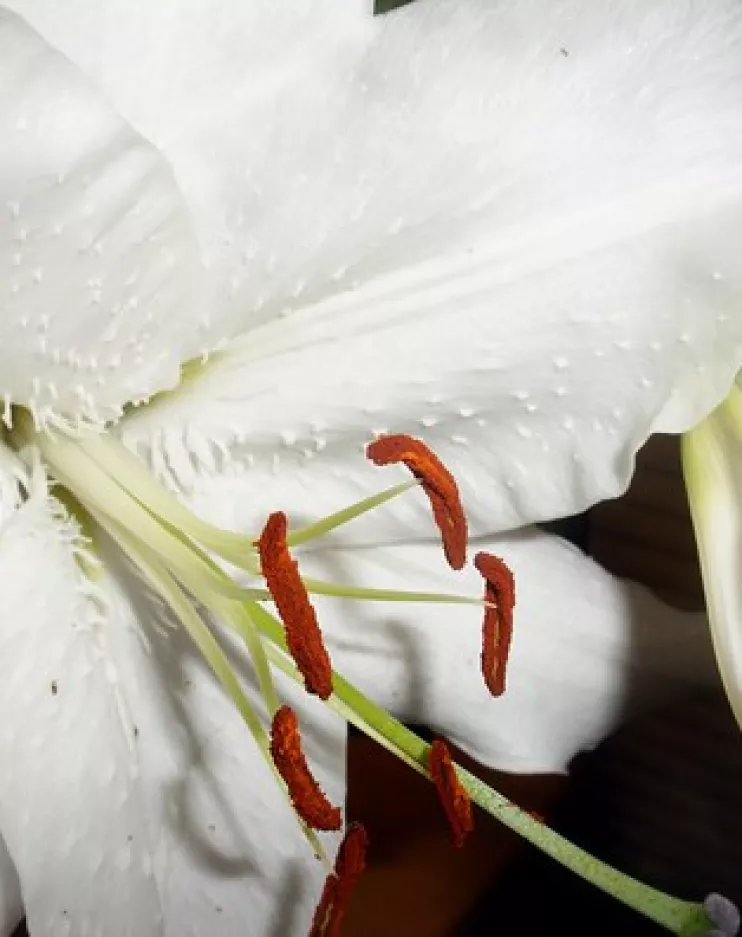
[474, 551, 516, 697]
[309, 822, 369, 937]
[257, 511, 333, 699]
[428, 739, 473, 848]
[366, 434, 467, 570]
[270, 706, 342, 831]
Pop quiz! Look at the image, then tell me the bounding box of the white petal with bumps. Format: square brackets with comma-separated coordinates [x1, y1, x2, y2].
[0, 10, 205, 426]
[4, 0, 375, 349]
[97, 0, 742, 534]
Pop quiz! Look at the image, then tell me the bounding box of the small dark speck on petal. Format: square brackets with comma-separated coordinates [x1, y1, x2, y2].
[50, 681, 58, 695]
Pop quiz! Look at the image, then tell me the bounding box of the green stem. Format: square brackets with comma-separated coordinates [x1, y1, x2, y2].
[249, 602, 713, 937]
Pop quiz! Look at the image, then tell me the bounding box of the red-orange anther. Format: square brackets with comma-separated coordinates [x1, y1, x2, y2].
[474, 551, 516, 697]
[428, 739, 473, 848]
[366, 434, 467, 570]
[270, 706, 342, 832]
[309, 823, 369, 937]
[257, 511, 333, 700]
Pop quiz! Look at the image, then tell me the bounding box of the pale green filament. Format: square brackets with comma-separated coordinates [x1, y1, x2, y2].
[286, 480, 417, 547]
[300, 577, 486, 605]
[13, 415, 718, 936]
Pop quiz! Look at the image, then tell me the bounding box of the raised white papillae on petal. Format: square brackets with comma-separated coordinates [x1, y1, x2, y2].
[192, 481, 718, 774]
[0, 10, 205, 427]
[683, 381, 742, 732]
[0, 488, 163, 936]
[98, 0, 742, 534]
[99, 560, 346, 937]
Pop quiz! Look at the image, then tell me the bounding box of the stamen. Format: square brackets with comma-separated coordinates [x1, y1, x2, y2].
[474, 551, 516, 697]
[366, 434, 467, 570]
[428, 739, 474, 848]
[257, 511, 333, 700]
[270, 706, 342, 831]
[309, 822, 369, 937]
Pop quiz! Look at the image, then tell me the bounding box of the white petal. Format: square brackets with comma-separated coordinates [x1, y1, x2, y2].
[682, 381, 742, 731]
[108, 0, 742, 533]
[99, 559, 346, 937]
[5, 0, 374, 347]
[296, 531, 716, 774]
[0, 488, 162, 936]
[0, 10, 206, 426]
[0, 482, 346, 937]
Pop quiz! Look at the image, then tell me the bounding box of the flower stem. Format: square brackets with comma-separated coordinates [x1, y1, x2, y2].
[249, 602, 713, 937]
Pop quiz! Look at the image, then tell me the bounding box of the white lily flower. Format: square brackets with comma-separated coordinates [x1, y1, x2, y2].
[0, 2, 741, 935]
